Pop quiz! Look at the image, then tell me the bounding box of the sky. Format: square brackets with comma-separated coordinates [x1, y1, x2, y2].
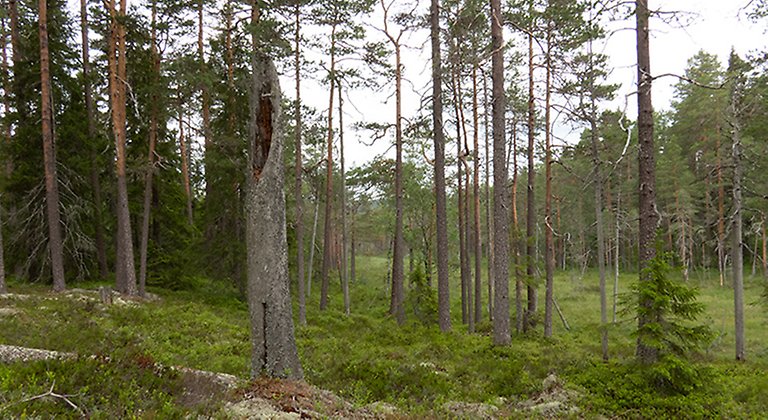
[289, 0, 767, 170]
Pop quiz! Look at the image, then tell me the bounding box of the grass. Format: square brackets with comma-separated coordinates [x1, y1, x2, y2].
[0, 256, 767, 417]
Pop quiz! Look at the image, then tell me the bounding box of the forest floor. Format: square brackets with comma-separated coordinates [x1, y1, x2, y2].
[0, 256, 767, 418]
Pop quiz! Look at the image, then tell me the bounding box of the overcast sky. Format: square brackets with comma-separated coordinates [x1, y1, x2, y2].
[288, 0, 766, 170]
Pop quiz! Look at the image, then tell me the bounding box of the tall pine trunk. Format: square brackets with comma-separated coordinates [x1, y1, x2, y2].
[525, 29, 537, 331]
[39, 0, 66, 292]
[635, 0, 658, 364]
[199, 0, 212, 205]
[338, 84, 350, 316]
[381, 2, 405, 324]
[543, 25, 554, 338]
[294, 1, 306, 325]
[472, 62, 483, 324]
[319, 22, 336, 311]
[80, 0, 108, 279]
[728, 53, 745, 361]
[108, 0, 137, 295]
[491, 0, 510, 345]
[139, 3, 160, 297]
[483, 71, 494, 322]
[431, 0, 451, 332]
[178, 105, 193, 225]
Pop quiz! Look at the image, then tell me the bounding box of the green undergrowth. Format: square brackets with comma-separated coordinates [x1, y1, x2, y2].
[0, 258, 766, 417]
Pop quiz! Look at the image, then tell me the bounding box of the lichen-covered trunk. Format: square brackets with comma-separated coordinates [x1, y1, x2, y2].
[39, 0, 66, 292]
[431, 0, 451, 332]
[246, 48, 302, 380]
[635, 0, 658, 364]
[491, 0, 510, 345]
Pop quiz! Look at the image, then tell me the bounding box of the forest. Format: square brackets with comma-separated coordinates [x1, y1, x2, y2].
[1, 0, 768, 417]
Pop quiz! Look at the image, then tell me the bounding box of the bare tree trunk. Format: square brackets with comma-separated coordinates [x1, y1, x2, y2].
[453, 59, 468, 325]
[614, 190, 620, 323]
[139, 4, 160, 297]
[717, 135, 725, 287]
[245, 25, 302, 378]
[107, 0, 137, 295]
[0, 13, 9, 294]
[178, 106, 193, 225]
[199, 0, 212, 204]
[80, 0, 108, 279]
[525, 29, 537, 331]
[635, 0, 658, 364]
[512, 121, 523, 333]
[0, 204, 5, 293]
[464, 156, 474, 332]
[729, 59, 745, 361]
[472, 62, 483, 324]
[590, 115, 608, 361]
[763, 215, 767, 278]
[307, 184, 320, 298]
[491, 0, 510, 345]
[483, 70, 494, 322]
[293, 2, 306, 325]
[543, 26, 554, 338]
[319, 22, 337, 311]
[39, 0, 66, 292]
[381, 3, 405, 324]
[431, 0, 451, 332]
[350, 216, 356, 284]
[338, 84, 349, 316]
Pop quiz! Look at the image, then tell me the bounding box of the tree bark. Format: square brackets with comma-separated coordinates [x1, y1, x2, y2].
[39, 0, 66, 292]
[635, 0, 658, 364]
[472, 62, 483, 325]
[246, 47, 303, 380]
[178, 106, 193, 225]
[543, 25, 554, 338]
[139, 3, 160, 297]
[762, 215, 767, 278]
[525, 30, 537, 331]
[107, 0, 137, 295]
[293, 1, 306, 325]
[431, 0, 451, 332]
[0, 13, 8, 294]
[80, 0, 108, 279]
[338, 83, 349, 317]
[199, 0, 212, 205]
[590, 114, 608, 361]
[483, 71, 494, 322]
[381, 2, 405, 325]
[319, 22, 337, 311]
[729, 59, 745, 361]
[717, 135, 725, 287]
[454, 68, 468, 325]
[307, 181, 321, 297]
[491, 0, 510, 345]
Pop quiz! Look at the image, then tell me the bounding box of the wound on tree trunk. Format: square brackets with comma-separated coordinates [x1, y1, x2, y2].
[246, 50, 302, 379]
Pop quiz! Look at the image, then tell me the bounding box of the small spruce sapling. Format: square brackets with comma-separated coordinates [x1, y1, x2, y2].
[621, 251, 713, 393]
